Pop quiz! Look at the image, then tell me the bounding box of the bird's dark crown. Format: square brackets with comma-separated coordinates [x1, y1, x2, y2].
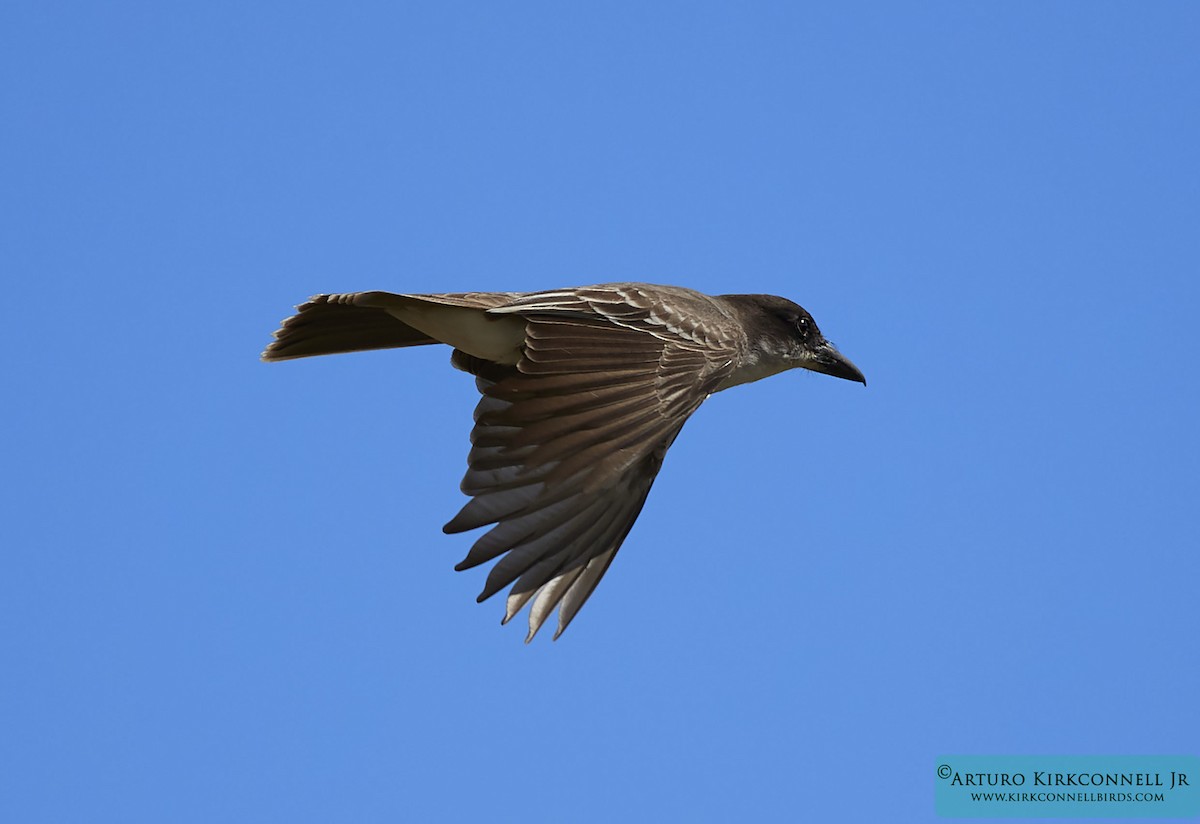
[719, 293, 823, 348]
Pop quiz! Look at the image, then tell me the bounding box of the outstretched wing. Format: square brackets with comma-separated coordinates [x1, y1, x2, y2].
[447, 307, 738, 641]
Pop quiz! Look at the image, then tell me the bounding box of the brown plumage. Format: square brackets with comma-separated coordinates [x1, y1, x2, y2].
[263, 283, 864, 641]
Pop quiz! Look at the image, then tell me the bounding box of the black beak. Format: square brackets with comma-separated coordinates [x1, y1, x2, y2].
[807, 342, 866, 385]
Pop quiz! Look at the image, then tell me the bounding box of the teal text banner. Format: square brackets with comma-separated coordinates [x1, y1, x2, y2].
[936, 755, 1199, 818]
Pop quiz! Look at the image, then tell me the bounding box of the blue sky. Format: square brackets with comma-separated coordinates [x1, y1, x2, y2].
[3, 2, 1198, 822]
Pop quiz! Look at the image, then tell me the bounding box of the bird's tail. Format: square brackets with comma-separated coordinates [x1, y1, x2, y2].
[261, 292, 439, 362]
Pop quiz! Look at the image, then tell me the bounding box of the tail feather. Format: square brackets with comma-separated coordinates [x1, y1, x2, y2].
[261, 293, 438, 361]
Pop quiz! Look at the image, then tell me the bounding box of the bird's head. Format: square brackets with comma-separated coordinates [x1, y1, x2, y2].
[723, 294, 866, 386]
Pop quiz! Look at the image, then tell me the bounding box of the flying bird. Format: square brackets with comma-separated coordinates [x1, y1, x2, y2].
[263, 283, 864, 641]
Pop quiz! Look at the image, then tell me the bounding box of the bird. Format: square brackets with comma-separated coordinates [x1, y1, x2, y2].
[262, 282, 865, 641]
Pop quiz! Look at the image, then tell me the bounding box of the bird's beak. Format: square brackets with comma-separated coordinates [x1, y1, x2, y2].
[806, 342, 866, 385]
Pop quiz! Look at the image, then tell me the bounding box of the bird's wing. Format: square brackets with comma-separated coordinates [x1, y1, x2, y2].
[447, 299, 740, 641]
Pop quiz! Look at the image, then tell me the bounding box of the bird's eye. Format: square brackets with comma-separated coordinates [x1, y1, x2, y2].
[795, 317, 810, 333]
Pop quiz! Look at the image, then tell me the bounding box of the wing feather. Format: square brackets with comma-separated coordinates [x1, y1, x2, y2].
[553, 549, 620, 639]
[479, 496, 615, 601]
